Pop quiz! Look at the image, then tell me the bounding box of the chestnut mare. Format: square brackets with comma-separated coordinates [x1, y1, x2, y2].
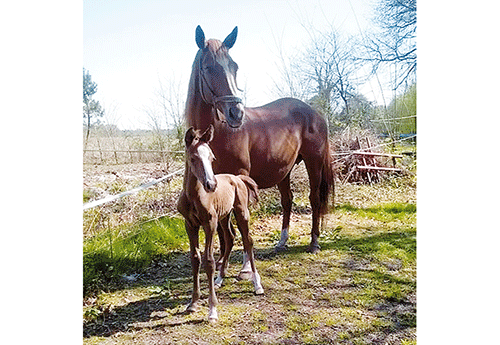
[185, 26, 334, 261]
[177, 125, 264, 323]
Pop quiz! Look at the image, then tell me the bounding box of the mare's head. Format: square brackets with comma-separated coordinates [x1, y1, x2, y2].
[195, 25, 245, 128]
[185, 125, 217, 192]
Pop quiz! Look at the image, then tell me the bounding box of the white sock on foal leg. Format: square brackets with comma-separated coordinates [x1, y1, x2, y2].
[252, 271, 264, 295]
[208, 306, 218, 322]
[241, 252, 251, 272]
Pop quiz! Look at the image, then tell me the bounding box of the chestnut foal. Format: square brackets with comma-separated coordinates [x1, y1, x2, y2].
[177, 125, 264, 323]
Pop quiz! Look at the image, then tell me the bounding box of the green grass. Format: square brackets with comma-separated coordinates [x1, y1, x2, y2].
[83, 216, 187, 295]
[336, 202, 416, 223]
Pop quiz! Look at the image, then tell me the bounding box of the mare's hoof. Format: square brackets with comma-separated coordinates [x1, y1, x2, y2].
[214, 275, 223, 289]
[307, 244, 321, 254]
[237, 271, 253, 281]
[274, 244, 288, 253]
[255, 287, 264, 295]
[208, 317, 218, 324]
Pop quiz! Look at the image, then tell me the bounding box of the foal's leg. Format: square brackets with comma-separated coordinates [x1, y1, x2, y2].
[275, 172, 293, 251]
[234, 207, 264, 295]
[185, 223, 201, 313]
[202, 219, 219, 322]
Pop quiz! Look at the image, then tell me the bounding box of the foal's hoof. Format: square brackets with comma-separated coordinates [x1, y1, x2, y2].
[215, 275, 223, 289]
[255, 287, 264, 295]
[208, 308, 218, 323]
[186, 303, 199, 314]
[237, 271, 253, 281]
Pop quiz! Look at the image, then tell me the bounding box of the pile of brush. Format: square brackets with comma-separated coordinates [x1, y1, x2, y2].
[330, 127, 399, 184]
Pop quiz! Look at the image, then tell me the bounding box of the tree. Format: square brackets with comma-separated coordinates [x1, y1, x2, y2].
[143, 75, 186, 153]
[363, 0, 417, 90]
[83, 68, 104, 147]
[297, 29, 361, 132]
[336, 93, 374, 131]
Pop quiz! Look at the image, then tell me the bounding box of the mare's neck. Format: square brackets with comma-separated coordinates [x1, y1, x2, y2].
[186, 68, 214, 131]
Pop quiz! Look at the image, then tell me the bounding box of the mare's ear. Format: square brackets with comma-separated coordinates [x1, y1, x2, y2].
[200, 124, 214, 143]
[185, 127, 197, 147]
[195, 25, 205, 49]
[223, 26, 238, 49]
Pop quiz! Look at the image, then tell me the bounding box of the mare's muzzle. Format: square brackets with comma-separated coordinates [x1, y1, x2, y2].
[215, 96, 244, 128]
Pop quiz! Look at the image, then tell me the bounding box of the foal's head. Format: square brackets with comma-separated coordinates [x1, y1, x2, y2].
[195, 25, 245, 128]
[185, 125, 217, 192]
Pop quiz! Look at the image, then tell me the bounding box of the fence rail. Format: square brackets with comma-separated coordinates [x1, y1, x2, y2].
[83, 168, 185, 211]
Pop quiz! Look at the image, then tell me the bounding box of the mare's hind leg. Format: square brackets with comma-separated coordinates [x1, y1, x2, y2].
[215, 216, 234, 288]
[234, 207, 264, 295]
[215, 220, 234, 271]
[275, 172, 292, 251]
[216, 222, 225, 270]
[303, 157, 324, 254]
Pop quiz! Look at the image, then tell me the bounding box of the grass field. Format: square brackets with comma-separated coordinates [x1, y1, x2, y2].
[83, 161, 416, 344]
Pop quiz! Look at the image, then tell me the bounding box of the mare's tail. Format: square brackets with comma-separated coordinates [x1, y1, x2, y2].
[237, 175, 259, 206]
[319, 142, 335, 216]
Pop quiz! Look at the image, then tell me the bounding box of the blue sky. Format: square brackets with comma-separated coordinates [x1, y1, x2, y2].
[84, 0, 375, 129]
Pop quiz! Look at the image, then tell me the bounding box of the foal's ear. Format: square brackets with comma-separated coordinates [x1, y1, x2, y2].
[223, 26, 238, 49]
[195, 25, 205, 49]
[200, 124, 214, 143]
[185, 127, 197, 147]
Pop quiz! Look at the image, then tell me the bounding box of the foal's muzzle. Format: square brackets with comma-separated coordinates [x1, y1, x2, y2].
[204, 178, 217, 193]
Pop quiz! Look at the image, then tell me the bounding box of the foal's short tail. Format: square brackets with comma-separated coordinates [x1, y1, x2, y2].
[319, 142, 335, 216]
[237, 175, 259, 206]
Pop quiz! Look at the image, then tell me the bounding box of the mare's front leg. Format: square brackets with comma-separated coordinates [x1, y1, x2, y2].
[185, 221, 201, 313]
[202, 217, 219, 323]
